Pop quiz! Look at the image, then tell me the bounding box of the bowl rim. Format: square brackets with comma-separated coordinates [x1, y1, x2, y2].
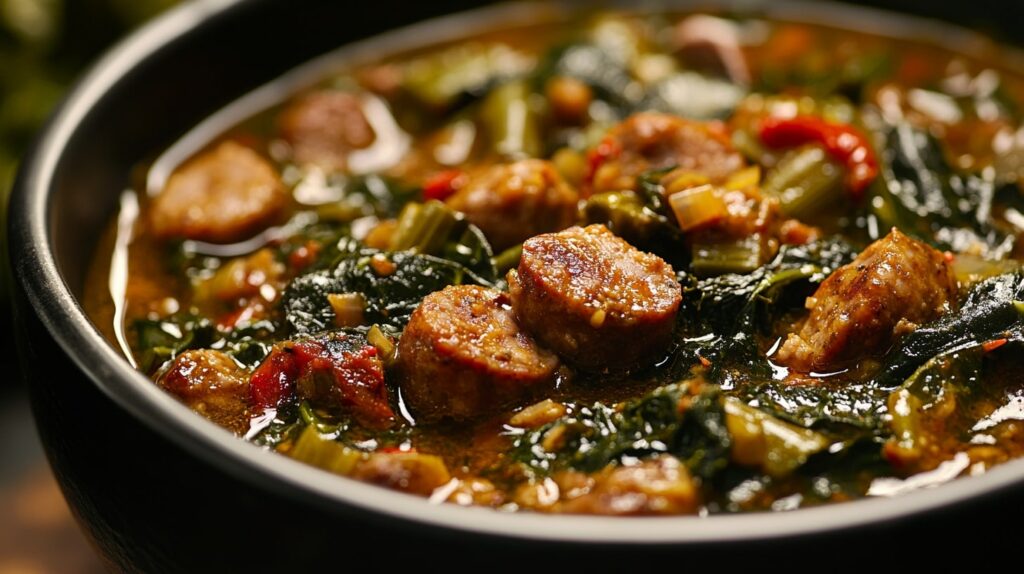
[12, 0, 1024, 544]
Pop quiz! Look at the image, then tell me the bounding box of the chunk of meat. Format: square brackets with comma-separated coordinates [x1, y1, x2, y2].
[588, 112, 745, 194]
[561, 456, 699, 515]
[350, 452, 451, 496]
[514, 456, 699, 515]
[509, 224, 682, 371]
[278, 90, 375, 170]
[673, 15, 751, 85]
[777, 229, 958, 372]
[250, 333, 394, 427]
[445, 159, 580, 251]
[158, 350, 249, 434]
[149, 141, 288, 244]
[396, 285, 561, 423]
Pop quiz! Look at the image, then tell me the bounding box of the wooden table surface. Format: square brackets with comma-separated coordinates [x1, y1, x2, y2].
[0, 393, 105, 574]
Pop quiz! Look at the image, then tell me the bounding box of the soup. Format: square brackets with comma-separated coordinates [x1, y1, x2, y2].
[85, 10, 1024, 515]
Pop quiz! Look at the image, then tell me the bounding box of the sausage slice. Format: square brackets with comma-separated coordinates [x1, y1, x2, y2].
[589, 112, 745, 194]
[150, 141, 288, 244]
[776, 228, 958, 372]
[396, 285, 560, 423]
[509, 224, 682, 371]
[445, 159, 580, 251]
[278, 90, 375, 171]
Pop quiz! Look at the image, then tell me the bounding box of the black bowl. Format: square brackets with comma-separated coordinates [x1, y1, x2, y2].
[10, 0, 1024, 569]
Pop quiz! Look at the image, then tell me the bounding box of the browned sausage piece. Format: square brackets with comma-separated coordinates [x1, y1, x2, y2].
[590, 112, 745, 194]
[277, 90, 375, 171]
[508, 224, 682, 371]
[350, 452, 452, 496]
[560, 456, 699, 515]
[158, 349, 249, 434]
[149, 141, 288, 244]
[776, 229, 958, 373]
[396, 285, 561, 423]
[445, 159, 580, 251]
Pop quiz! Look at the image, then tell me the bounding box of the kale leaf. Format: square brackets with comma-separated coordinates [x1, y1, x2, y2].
[282, 240, 489, 334]
[510, 382, 731, 481]
[873, 122, 1014, 257]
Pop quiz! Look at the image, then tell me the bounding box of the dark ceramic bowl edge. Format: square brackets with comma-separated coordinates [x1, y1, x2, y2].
[10, 0, 1024, 545]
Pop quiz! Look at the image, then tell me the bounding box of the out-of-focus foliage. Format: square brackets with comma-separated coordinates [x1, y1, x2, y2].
[0, 0, 179, 379]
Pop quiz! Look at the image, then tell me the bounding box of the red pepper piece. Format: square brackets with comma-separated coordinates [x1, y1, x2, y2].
[585, 136, 621, 185]
[288, 239, 322, 271]
[290, 338, 394, 428]
[249, 347, 300, 409]
[248, 334, 395, 427]
[982, 338, 1008, 353]
[759, 115, 879, 198]
[422, 169, 466, 202]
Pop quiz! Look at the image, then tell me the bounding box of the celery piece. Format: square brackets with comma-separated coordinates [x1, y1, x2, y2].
[761, 144, 844, 218]
[480, 80, 541, 159]
[366, 324, 396, 366]
[690, 235, 764, 277]
[492, 243, 523, 275]
[389, 200, 459, 254]
[724, 398, 830, 478]
[403, 43, 531, 109]
[288, 426, 362, 476]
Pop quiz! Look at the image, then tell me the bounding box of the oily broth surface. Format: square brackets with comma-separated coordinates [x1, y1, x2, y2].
[83, 12, 1024, 513]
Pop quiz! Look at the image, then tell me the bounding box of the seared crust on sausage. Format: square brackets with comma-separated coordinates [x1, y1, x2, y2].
[278, 90, 374, 171]
[446, 159, 580, 251]
[158, 349, 249, 434]
[397, 285, 561, 423]
[149, 141, 288, 244]
[590, 112, 745, 194]
[509, 224, 682, 371]
[777, 229, 958, 372]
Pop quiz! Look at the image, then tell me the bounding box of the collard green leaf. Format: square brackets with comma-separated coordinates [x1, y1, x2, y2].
[875, 270, 1024, 388]
[510, 383, 731, 481]
[873, 122, 1014, 257]
[282, 237, 496, 335]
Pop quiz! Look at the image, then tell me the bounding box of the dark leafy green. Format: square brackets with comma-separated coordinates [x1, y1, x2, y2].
[666, 236, 857, 383]
[283, 239, 491, 334]
[875, 270, 1024, 388]
[133, 316, 275, 374]
[539, 43, 637, 113]
[872, 121, 1014, 257]
[510, 383, 731, 481]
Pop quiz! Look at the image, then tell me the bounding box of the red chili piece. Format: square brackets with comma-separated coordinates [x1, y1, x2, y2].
[248, 335, 395, 427]
[759, 115, 879, 198]
[422, 169, 466, 202]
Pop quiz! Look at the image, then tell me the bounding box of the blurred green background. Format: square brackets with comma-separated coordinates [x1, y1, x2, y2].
[1, 0, 180, 384]
[0, 3, 180, 572]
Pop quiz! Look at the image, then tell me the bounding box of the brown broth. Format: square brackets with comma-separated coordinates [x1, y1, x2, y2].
[84, 10, 1024, 515]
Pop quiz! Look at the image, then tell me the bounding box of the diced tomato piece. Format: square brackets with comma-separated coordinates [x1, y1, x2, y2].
[249, 334, 394, 427]
[288, 240, 322, 271]
[249, 348, 300, 409]
[584, 136, 622, 185]
[422, 169, 467, 201]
